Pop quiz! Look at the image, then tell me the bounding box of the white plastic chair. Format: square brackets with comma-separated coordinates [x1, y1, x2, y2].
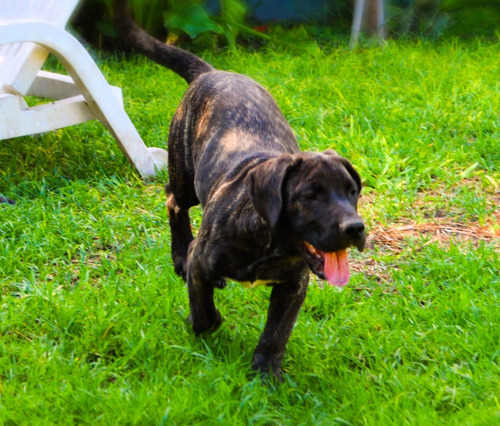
[0, 0, 168, 178]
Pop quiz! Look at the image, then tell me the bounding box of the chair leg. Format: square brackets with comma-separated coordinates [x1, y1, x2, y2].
[1, 22, 168, 178]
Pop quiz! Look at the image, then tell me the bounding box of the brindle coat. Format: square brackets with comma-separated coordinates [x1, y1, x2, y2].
[115, 1, 366, 379]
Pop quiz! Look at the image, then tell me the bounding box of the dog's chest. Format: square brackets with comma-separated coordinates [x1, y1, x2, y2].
[238, 279, 279, 289]
[223, 253, 307, 288]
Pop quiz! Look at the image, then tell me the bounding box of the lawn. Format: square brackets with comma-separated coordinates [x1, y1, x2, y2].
[0, 38, 499, 424]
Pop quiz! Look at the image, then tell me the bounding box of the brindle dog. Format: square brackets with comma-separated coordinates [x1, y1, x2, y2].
[115, 1, 366, 379]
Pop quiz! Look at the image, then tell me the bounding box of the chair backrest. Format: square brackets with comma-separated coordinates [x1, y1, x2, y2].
[0, 0, 81, 96]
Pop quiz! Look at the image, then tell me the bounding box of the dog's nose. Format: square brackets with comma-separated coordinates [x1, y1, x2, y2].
[341, 218, 365, 237]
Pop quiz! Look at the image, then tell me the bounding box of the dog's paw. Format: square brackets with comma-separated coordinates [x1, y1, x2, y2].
[188, 309, 222, 334]
[251, 354, 284, 383]
[173, 257, 188, 280]
[174, 265, 187, 281]
[252, 366, 283, 384]
[0, 196, 15, 205]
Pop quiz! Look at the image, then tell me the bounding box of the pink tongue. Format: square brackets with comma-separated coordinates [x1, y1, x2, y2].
[324, 250, 350, 287]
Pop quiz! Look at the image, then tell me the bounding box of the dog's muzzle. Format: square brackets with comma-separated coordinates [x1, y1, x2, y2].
[340, 217, 366, 252]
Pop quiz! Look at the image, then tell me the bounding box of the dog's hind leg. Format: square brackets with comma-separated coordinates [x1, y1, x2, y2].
[185, 239, 222, 334]
[166, 183, 194, 280]
[251, 273, 309, 380]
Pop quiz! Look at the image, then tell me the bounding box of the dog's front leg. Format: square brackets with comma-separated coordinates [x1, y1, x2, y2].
[186, 241, 222, 334]
[252, 273, 309, 380]
[166, 186, 194, 280]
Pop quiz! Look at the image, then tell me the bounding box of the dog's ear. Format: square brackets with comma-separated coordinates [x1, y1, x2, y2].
[245, 154, 297, 228]
[323, 150, 362, 194]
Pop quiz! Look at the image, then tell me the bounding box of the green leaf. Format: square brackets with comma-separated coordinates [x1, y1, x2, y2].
[164, 2, 223, 39]
[95, 20, 117, 38]
[219, 0, 248, 48]
[460, 162, 480, 178]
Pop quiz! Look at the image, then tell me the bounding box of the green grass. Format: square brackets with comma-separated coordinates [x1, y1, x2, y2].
[1, 39, 499, 424]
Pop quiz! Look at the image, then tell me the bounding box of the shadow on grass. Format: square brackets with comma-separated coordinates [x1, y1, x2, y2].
[0, 121, 169, 201]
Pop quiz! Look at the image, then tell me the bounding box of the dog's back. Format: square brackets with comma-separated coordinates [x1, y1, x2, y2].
[169, 70, 299, 205]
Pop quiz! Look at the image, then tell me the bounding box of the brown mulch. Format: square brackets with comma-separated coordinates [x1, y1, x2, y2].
[347, 176, 500, 284]
[349, 213, 499, 284]
[367, 215, 499, 253]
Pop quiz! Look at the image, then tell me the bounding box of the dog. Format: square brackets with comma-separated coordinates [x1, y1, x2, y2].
[115, 1, 366, 379]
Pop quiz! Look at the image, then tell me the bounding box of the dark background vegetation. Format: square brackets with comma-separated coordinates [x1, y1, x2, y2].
[72, 0, 500, 51]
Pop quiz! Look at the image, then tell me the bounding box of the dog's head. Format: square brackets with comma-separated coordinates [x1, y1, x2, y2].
[245, 150, 366, 287]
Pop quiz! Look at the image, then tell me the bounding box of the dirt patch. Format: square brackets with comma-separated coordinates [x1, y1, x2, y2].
[351, 187, 499, 284]
[366, 215, 499, 253]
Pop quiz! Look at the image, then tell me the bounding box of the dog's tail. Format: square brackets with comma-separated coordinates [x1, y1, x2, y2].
[113, 0, 214, 84]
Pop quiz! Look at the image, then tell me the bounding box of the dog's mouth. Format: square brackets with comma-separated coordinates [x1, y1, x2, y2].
[301, 241, 350, 287]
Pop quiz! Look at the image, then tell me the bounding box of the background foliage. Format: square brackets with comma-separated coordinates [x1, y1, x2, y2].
[73, 0, 500, 50]
[392, 0, 500, 38]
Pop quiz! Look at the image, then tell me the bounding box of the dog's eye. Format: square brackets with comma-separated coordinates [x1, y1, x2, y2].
[301, 183, 323, 200]
[348, 186, 358, 197]
[301, 190, 318, 200]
